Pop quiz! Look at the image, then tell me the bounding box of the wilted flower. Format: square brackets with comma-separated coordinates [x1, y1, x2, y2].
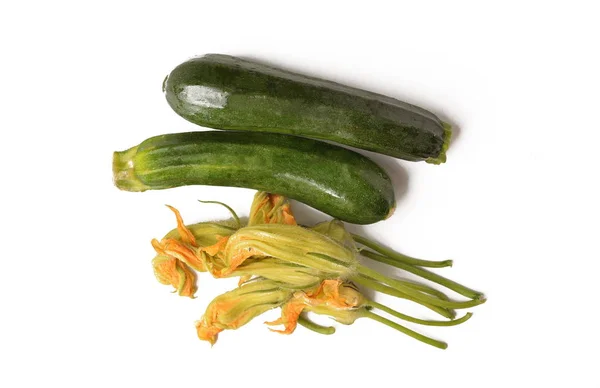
[196, 279, 292, 345]
[147, 191, 484, 349]
[151, 255, 197, 298]
[151, 205, 237, 296]
[266, 279, 365, 334]
[151, 192, 300, 294]
[248, 191, 297, 226]
[231, 257, 324, 289]
[217, 224, 358, 278]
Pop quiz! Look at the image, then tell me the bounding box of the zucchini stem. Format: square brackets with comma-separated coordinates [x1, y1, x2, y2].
[112, 146, 150, 192]
[426, 122, 452, 165]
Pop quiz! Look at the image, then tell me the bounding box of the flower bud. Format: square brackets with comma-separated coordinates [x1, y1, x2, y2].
[219, 224, 358, 277]
[248, 192, 296, 226]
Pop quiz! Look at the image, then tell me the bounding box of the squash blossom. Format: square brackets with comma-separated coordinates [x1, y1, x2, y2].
[266, 279, 365, 334]
[195, 279, 292, 345]
[248, 191, 297, 226]
[217, 224, 485, 314]
[150, 205, 237, 297]
[216, 224, 358, 278]
[149, 191, 486, 349]
[195, 277, 367, 345]
[151, 191, 301, 296]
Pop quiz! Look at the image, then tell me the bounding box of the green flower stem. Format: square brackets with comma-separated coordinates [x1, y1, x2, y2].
[356, 264, 486, 309]
[362, 310, 448, 349]
[361, 250, 485, 300]
[360, 272, 450, 301]
[297, 315, 336, 335]
[198, 200, 241, 229]
[353, 275, 456, 319]
[392, 278, 450, 301]
[352, 234, 453, 268]
[366, 300, 473, 327]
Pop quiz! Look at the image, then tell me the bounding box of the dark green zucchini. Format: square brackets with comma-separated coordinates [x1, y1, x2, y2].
[113, 131, 395, 224]
[163, 54, 451, 164]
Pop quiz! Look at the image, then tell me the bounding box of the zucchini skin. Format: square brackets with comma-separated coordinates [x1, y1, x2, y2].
[163, 54, 451, 164]
[113, 131, 395, 225]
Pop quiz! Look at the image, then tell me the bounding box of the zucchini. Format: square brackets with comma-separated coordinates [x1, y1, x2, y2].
[163, 54, 451, 164]
[113, 131, 395, 224]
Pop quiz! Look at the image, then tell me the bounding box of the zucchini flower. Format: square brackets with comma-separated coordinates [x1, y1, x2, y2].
[148, 191, 486, 348]
[151, 255, 198, 298]
[310, 219, 357, 250]
[216, 222, 484, 315]
[216, 224, 357, 278]
[150, 192, 300, 295]
[196, 279, 292, 345]
[265, 279, 365, 333]
[202, 192, 301, 284]
[248, 191, 297, 226]
[230, 257, 324, 289]
[151, 205, 237, 297]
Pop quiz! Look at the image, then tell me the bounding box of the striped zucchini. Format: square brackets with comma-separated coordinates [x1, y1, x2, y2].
[113, 131, 395, 224]
[163, 54, 451, 164]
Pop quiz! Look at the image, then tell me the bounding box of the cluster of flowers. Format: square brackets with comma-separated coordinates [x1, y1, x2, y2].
[151, 192, 486, 349]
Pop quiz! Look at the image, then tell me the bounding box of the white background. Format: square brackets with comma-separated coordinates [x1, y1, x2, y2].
[1, 1, 599, 387]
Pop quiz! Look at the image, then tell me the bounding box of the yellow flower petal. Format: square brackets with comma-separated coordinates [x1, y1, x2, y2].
[264, 294, 306, 334]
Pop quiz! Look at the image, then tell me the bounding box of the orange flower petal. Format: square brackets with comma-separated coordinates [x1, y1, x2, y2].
[227, 246, 260, 274]
[165, 205, 197, 247]
[196, 319, 222, 346]
[152, 237, 206, 272]
[265, 280, 364, 334]
[202, 235, 229, 257]
[308, 279, 361, 309]
[282, 206, 297, 225]
[196, 298, 253, 344]
[152, 255, 197, 298]
[265, 296, 306, 334]
[249, 192, 297, 225]
[164, 238, 206, 271]
[151, 238, 166, 255]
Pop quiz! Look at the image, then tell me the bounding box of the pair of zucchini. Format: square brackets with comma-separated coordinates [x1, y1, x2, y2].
[113, 54, 451, 224]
